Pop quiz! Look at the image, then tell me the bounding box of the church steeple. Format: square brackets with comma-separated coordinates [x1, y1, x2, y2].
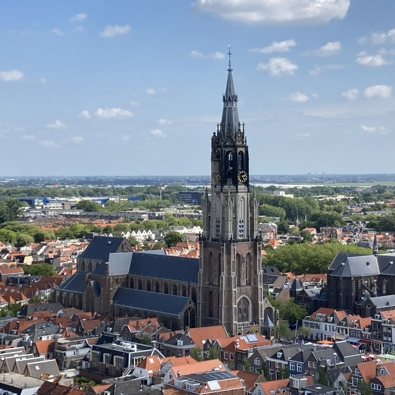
[221, 46, 239, 137]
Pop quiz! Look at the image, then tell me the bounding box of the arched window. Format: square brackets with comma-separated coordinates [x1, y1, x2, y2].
[146, 280, 151, 292]
[138, 279, 142, 290]
[80, 261, 86, 272]
[155, 282, 160, 293]
[130, 278, 134, 289]
[164, 283, 169, 294]
[182, 285, 187, 297]
[246, 253, 252, 285]
[88, 261, 93, 272]
[236, 253, 241, 286]
[191, 288, 197, 303]
[238, 151, 244, 170]
[208, 291, 213, 318]
[172, 284, 178, 295]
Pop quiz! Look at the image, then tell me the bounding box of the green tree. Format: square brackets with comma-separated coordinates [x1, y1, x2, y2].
[76, 200, 103, 212]
[300, 229, 313, 243]
[268, 296, 307, 324]
[242, 357, 251, 372]
[16, 233, 34, 247]
[259, 204, 286, 221]
[208, 346, 219, 360]
[277, 365, 289, 379]
[261, 362, 270, 380]
[23, 263, 56, 276]
[274, 321, 293, 340]
[0, 199, 24, 224]
[141, 335, 151, 345]
[190, 347, 203, 362]
[128, 236, 140, 247]
[164, 231, 183, 247]
[0, 229, 17, 244]
[357, 381, 372, 395]
[318, 367, 328, 386]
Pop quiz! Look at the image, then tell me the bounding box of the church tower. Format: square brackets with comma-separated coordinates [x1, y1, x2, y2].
[198, 50, 263, 335]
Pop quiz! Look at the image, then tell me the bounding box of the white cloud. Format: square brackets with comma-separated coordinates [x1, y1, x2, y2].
[69, 13, 87, 23]
[73, 26, 84, 32]
[249, 39, 296, 53]
[285, 92, 309, 102]
[356, 52, 391, 67]
[364, 85, 392, 99]
[146, 88, 156, 94]
[40, 140, 59, 148]
[341, 88, 359, 100]
[308, 66, 322, 76]
[192, 0, 350, 24]
[150, 129, 166, 138]
[361, 125, 390, 135]
[95, 108, 133, 119]
[52, 28, 65, 36]
[257, 57, 298, 76]
[40, 77, 46, 84]
[309, 64, 345, 76]
[46, 120, 66, 129]
[99, 25, 131, 38]
[122, 136, 131, 141]
[360, 28, 395, 45]
[78, 110, 90, 119]
[130, 101, 140, 107]
[0, 70, 24, 81]
[313, 41, 341, 56]
[294, 133, 310, 138]
[158, 118, 172, 124]
[191, 50, 225, 59]
[21, 134, 35, 140]
[71, 136, 84, 143]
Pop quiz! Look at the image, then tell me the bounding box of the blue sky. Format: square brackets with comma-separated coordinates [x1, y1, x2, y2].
[1, 0, 395, 176]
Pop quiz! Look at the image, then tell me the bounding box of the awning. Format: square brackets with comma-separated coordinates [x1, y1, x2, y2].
[334, 334, 347, 340]
[359, 340, 371, 345]
[346, 337, 361, 343]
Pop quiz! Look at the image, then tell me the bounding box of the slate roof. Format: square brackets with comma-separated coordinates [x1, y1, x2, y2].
[79, 236, 127, 263]
[165, 332, 195, 347]
[113, 288, 190, 317]
[129, 252, 198, 282]
[19, 303, 64, 316]
[366, 294, 395, 309]
[57, 272, 85, 294]
[330, 254, 379, 277]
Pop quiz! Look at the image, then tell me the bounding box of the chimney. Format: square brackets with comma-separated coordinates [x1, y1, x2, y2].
[185, 326, 190, 335]
[151, 340, 157, 350]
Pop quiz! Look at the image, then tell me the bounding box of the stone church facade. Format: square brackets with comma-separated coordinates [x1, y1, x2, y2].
[55, 57, 274, 335]
[197, 54, 264, 335]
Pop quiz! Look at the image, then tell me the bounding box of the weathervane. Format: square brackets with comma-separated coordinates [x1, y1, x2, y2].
[227, 45, 232, 71]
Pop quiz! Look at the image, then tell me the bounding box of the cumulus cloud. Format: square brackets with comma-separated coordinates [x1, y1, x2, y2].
[312, 41, 341, 56]
[158, 118, 172, 124]
[285, 92, 310, 102]
[363, 85, 392, 99]
[130, 101, 140, 107]
[21, 134, 35, 140]
[359, 28, 395, 45]
[46, 120, 66, 129]
[95, 108, 133, 119]
[146, 88, 156, 94]
[122, 136, 131, 141]
[356, 52, 391, 67]
[52, 28, 65, 36]
[99, 25, 131, 38]
[341, 88, 359, 100]
[191, 50, 225, 59]
[40, 140, 59, 148]
[257, 57, 298, 76]
[71, 136, 84, 143]
[192, 0, 350, 24]
[78, 110, 90, 119]
[361, 125, 390, 135]
[69, 13, 87, 23]
[249, 39, 296, 53]
[150, 129, 166, 137]
[0, 70, 24, 81]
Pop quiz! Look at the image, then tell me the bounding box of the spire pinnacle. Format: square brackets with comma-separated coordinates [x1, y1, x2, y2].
[227, 45, 232, 71]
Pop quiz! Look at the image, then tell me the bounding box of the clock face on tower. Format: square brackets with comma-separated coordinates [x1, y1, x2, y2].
[238, 170, 248, 184]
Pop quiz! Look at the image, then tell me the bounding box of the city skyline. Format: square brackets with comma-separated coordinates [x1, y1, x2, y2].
[1, 0, 395, 176]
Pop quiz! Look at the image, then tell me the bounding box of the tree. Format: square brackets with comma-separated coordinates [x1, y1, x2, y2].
[318, 367, 328, 386]
[274, 321, 292, 340]
[76, 200, 103, 212]
[190, 347, 203, 362]
[0, 199, 24, 224]
[261, 361, 270, 380]
[259, 204, 286, 221]
[242, 357, 251, 372]
[277, 365, 289, 379]
[0, 229, 17, 244]
[300, 229, 312, 243]
[357, 381, 372, 395]
[298, 326, 312, 339]
[23, 263, 56, 276]
[208, 346, 219, 360]
[141, 335, 151, 345]
[268, 296, 307, 324]
[16, 233, 34, 247]
[128, 236, 140, 247]
[164, 231, 183, 247]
